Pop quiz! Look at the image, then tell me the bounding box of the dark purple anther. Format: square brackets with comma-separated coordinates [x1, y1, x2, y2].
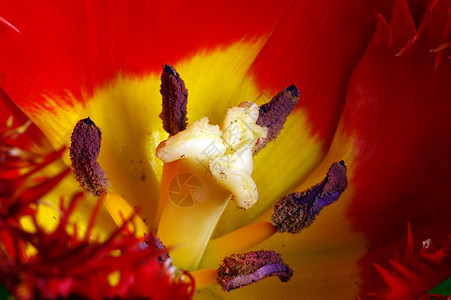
[217, 250, 293, 291]
[255, 85, 299, 153]
[272, 161, 348, 233]
[160, 64, 188, 135]
[69, 117, 109, 196]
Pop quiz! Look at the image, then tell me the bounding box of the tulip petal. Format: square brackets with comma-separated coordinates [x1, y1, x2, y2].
[0, 0, 294, 148]
[1, 1, 387, 238]
[0, 88, 50, 151]
[248, 0, 394, 146]
[341, 0, 451, 296]
[1, 1, 325, 230]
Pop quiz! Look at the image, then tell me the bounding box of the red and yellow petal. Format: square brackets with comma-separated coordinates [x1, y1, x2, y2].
[0, 0, 295, 148]
[1, 1, 328, 230]
[0, 1, 397, 234]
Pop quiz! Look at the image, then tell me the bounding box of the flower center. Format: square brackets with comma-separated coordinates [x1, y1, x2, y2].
[67, 65, 349, 292]
[153, 65, 303, 271]
[68, 65, 301, 269]
[156, 101, 267, 270]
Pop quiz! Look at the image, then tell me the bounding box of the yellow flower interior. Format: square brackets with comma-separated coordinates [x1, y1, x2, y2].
[28, 39, 329, 279]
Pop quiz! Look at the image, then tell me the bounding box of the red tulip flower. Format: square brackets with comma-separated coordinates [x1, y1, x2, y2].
[0, 0, 450, 299]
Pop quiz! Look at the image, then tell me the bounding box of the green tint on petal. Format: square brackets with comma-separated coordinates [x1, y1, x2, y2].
[0, 285, 8, 299]
[428, 278, 451, 296]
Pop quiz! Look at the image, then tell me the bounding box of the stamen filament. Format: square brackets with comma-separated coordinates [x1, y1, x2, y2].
[190, 269, 218, 290]
[102, 191, 148, 237]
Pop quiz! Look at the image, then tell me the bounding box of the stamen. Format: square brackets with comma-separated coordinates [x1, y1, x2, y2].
[272, 161, 348, 233]
[102, 192, 148, 236]
[70, 117, 109, 196]
[217, 250, 293, 291]
[160, 64, 188, 135]
[255, 85, 299, 152]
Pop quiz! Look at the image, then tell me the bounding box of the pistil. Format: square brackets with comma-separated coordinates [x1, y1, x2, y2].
[156, 158, 231, 270]
[156, 103, 267, 270]
[155, 65, 303, 272]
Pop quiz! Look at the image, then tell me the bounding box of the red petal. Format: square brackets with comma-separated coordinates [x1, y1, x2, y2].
[337, 0, 451, 296]
[249, 0, 395, 147]
[0, 1, 295, 116]
[368, 224, 451, 299]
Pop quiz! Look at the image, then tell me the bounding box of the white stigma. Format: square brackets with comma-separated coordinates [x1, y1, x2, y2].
[156, 102, 267, 209]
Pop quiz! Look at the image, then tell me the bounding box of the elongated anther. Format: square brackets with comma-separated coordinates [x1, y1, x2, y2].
[70, 117, 109, 196]
[272, 161, 348, 233]
[160, 64, 188, 135]
[255, 85, 299, 153]
[217, 250, 293, 291]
